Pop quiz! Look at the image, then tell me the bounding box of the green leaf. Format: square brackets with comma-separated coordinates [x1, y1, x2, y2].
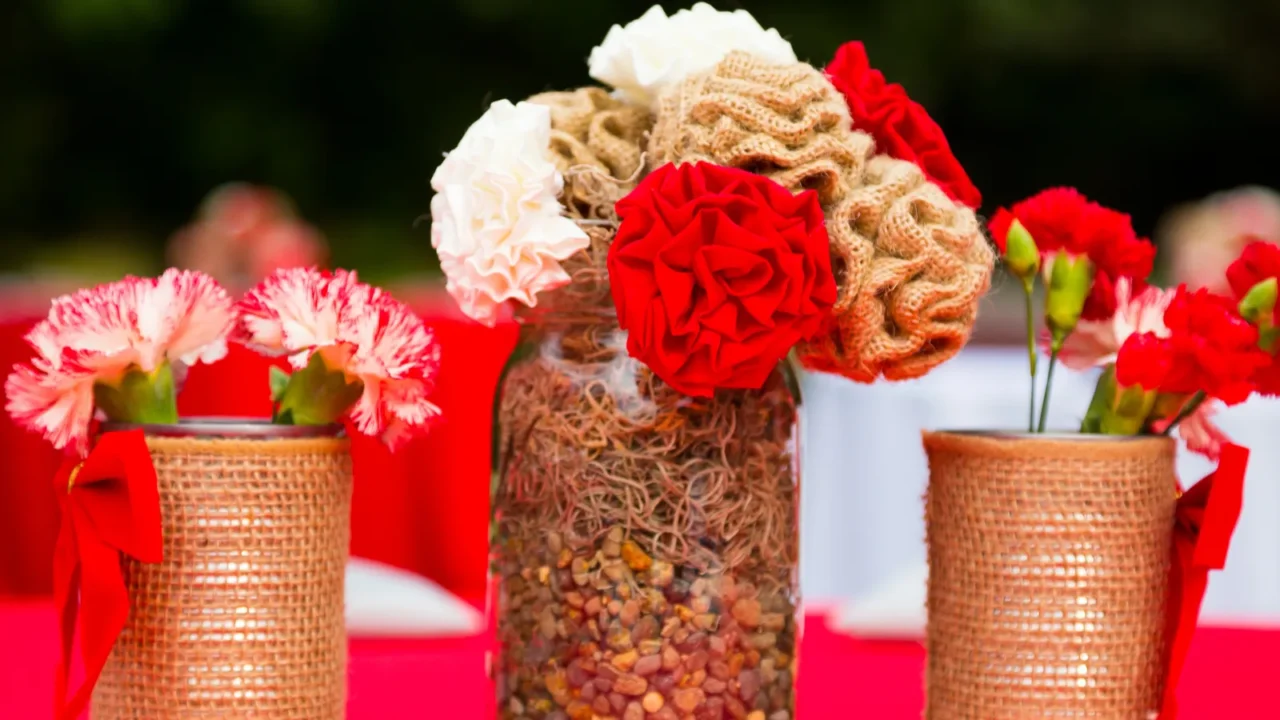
[1079, 365, 1115, 434]
[269, 365, 291, 402]
[273, 351, 363, 425]
[93, 362, 179, 424]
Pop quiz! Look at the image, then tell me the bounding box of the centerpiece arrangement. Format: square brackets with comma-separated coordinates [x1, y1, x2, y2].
[5, 267, 443, 719]
[426, 4, 994, 718]
[921, 190, 1275, 718]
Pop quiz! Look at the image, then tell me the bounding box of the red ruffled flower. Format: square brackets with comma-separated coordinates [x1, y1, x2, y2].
[988, 188, 1156, 320]
[608, 162, 837, 397]
[1115, 332, 1171, 391]
[824, 41, 981, 208]
[1226, 238, 1280, 395]
[1161, 287, 1269, 404]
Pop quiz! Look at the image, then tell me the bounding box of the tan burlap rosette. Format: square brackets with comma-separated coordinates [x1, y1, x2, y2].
[93, 435, 352, 719]
[527, 87, 652, 219]
[648, 51, 994, 382]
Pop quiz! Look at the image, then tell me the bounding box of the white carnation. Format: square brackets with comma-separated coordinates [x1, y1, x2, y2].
[588, 3, 798, 108]
[430, 100, 589, 326]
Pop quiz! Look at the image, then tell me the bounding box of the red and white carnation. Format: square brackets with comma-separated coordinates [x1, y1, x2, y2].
[1060, 278, 1175, 371]
[235, 268, 443, 449]
[4, 270, 235, 455]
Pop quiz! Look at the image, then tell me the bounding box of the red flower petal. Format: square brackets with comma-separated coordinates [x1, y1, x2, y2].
[608, 162, 835, 396]
[825, 41, 981, 208]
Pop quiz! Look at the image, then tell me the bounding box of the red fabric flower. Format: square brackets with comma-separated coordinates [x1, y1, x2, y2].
[1161, 287, 1269, 404]
[824, 41, 981, 208]
[1226, 238, 1280, 395]
[608, 162, 837, 397]
[1115, 332, 1171, 390]
[988, 187, 1156, 320]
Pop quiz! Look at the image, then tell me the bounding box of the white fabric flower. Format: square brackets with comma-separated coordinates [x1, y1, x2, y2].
[588, 3, 798, 108]
[430, 100, 588, 326]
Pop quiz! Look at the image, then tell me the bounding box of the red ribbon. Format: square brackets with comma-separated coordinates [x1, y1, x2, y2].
[52, 429, 162, 720]
[1158, 442, 1249, 719]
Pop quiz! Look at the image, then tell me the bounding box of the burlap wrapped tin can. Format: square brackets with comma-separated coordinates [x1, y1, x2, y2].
[92, 420, 352, 719]
[922, 431, 1176, 720]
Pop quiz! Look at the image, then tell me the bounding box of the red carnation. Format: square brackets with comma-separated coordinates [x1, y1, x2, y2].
[824, 41, 981, 208]
[608, 162, 837, 397]
[1161, 286, 1269, 404]
[1115, 332, 1172, 391]
[987, 187, 1156, 320]
[1226, 238, 1280, 395]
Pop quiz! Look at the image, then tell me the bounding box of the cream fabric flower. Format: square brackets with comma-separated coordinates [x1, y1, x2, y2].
[588, 3, 798, 108]
[430, 100, 588, 326]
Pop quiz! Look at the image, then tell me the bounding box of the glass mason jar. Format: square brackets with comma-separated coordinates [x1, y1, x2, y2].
[491, 230, 800, 720]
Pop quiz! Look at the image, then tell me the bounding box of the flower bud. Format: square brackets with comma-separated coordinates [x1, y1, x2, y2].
[1044, 251, 1094, 348]
[1239, 277, 1277, 327]
[1001, 219, 1040, 285]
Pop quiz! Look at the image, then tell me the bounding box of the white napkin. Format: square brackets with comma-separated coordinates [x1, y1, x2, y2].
[345, 558, 483, 637]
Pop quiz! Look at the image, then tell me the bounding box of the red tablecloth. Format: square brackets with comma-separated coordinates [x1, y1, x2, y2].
[0, 601, 1271, 719]
[0, 290, 518, 602]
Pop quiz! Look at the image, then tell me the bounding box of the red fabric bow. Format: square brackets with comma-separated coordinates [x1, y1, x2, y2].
[52, 429, 162, 720]
[1159, 442, 1248, 719]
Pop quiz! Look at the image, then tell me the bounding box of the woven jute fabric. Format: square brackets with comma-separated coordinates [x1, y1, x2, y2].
[91, 435, 353, 719]
[923, 432, 1176, 720]
[798, 155, 995, 382]
[527, 87, 652, 219]
[648, 51, 874, 209]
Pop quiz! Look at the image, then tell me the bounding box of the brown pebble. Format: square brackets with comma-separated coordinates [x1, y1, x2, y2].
[632, 615, 659, 641]
[761, 613, 786, 633]
[619, 600, 640, 627]
[567, 660, 591, 687]
[694, 613, 719, 631]
[621, 541, 652, 571]
[745, 712, 765, 720]
[661, 617, 681, 638]
[703, 677, 727, 695]
[692, 596, 712, 614]
[607, 626, 634, 652]
[672, 687, 706, 713]
[652, 706, 679, 720]
[662, 644, 681, 670]
[642, 691, 665, 713]
[686, 650, 709, 673]
[592, 694, 612, 715]
[725, 696, 748, 719]
[623, 701, 645, 720]
[731, 599, 762, 629]
[584, 596, 602, 616]
[738, 669, 761, 702]
[708, 635, 727, 657]
[613, 673, 648, 696]
[609, 692, 627, 713]
[564, 591, 585, 609]
[594, 677, 614, 693]
[608, 600, 623, 616]
[565, 700, 593, 720]
[634, 654, 662, 676]
[768, 712, 790, 720]
[649, 560, 674, 587]
[637, 639, 662, 656]
[749, 632, 777, 651]
[651, 673, 677, 694]
[580, 682, 597, 701]
[612, 649, 639, 671]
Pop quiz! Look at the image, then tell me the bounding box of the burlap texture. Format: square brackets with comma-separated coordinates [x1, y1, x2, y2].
[646, 52, 992, 382]
[798, 155, 995, 382]
[527, 87, 652, 219]
[92, 435, 353, 719]
[648, 51, 873, 208]
[923, 432, 1176, 720]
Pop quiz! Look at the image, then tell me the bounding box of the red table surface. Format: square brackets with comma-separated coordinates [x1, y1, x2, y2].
[0, 289, 518, 602]
[0, 601, 1271, 719]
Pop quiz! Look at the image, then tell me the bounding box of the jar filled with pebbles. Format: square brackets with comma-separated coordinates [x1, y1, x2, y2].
[492, 229, 800, 720]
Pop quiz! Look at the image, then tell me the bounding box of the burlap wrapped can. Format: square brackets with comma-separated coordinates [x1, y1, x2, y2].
[92, 420, 352, 719]
[922, 431, 1176, 719]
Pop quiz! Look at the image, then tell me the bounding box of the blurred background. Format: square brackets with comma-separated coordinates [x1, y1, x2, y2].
[3, 0, 1280, 288]
[3, 0, 1280, 622]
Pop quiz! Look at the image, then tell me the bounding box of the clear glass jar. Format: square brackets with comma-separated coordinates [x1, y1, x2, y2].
[491, 231, 800, 720]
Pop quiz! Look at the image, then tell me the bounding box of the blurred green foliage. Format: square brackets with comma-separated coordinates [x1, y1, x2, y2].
[2, 0, 1278, 282]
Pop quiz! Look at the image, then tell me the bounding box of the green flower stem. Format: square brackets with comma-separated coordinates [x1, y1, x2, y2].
[1037, 348, 1060, 434]
[1161, 391, 1208, 436]
[1022, 278, 1038, 433]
